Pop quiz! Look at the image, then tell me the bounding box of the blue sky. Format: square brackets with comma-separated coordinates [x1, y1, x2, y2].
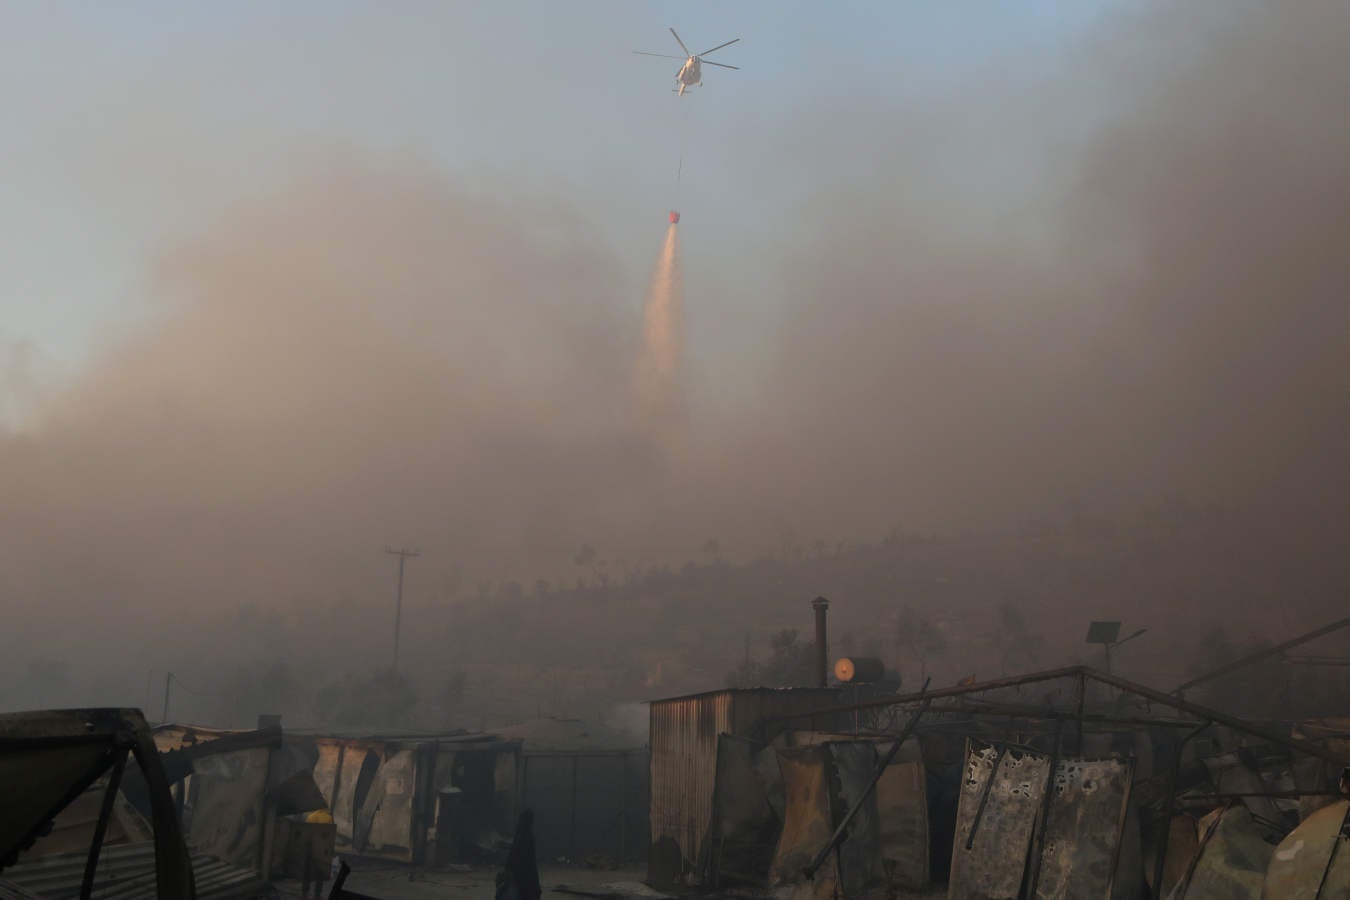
[1, 1, 1124, 385]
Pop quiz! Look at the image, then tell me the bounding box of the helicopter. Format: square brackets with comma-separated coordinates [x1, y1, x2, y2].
[634, 28, 740, 96]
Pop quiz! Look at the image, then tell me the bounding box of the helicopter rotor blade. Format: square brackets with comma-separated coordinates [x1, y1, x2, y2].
[698, 38, 740, 56]
[669, 28, 691, 56]
[700, 60, 739, 70]
[633, 51, 688, 59]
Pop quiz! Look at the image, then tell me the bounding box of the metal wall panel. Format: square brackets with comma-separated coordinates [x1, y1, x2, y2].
[948, 741, 1052, 900]
[769, 745, 837, 898]
[521, 750, 648, 863]
[1263, 800, 1350, 899]
[830, 741, 883, 898]
[182, 747, 271, 869]
[363, 748, 418, 857]
[876, 755, 929, 890]
[1034, 756, 1133, 899]
[311, 741, 344, 825]
[647, 688, 845, 885]
[649, 691, 732, 878]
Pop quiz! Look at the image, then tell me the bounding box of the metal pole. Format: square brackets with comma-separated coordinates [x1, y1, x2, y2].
[766, 665, 1350, 768]
[384, 547, 420, 672]
[394, 554, 405, 671]
[1087, 668, 1350, 768]
[618, 752, 628, 863]
[1152, 722, 1209, 899]
[570, 754, 579, 861]
[1025, 720, 1065, 899]
[1172, 615, 1350, 695]
[804, 691, 931, 879]
[162, 672, 172, 724]
[812, 597, 830, 688]
[1313, 802, 1350, 899]
[81, 749, 128, 900]
[1076, 671, 1086, 754]
[964, 744, 1008, 852]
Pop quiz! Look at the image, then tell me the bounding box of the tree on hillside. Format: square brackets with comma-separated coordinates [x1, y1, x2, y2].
[437, 669, 468, 726]
[573, 544, 608, 588]
[315, 668, 418, 730]
[895, 606, 948, 683]
[726, 629, 817, 688]
[1186, 626, 1285, 718]
[214, 660, 299, 728]
[990, 600, 1044, 675]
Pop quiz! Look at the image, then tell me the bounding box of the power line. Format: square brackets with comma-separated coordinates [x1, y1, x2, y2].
[159, 671, 225, 724]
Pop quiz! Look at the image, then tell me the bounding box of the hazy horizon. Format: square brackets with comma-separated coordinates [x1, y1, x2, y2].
[3, 1, 1349, 720]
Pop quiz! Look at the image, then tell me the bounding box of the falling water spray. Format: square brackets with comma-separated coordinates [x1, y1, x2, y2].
[634, 220, 684, 431]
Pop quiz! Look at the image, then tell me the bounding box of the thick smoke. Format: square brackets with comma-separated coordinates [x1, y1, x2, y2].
[0, 159, 666, 650]
[718, 0, 1350, 544]
[2, 1, 1350, 703]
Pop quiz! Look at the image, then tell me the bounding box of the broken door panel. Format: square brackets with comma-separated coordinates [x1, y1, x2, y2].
[1261, 799, 1350, 900]
[948, 741, 1051, 900]
[1175, 805, 1272, 900]
[707, 734, 777, 886]
[361, 749, 417, 857]
[876, 752, 930, 891]
[770, 746, 838, 900]
[1034, 756, 1134, 900]
[830, 741, 882, 899]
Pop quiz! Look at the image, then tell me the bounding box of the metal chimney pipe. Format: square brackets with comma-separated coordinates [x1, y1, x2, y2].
[812, 597, 830, 688]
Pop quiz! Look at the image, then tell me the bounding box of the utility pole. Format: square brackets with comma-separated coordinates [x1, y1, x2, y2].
[162, 672, 173, 724]
[384, 547, 420, 672]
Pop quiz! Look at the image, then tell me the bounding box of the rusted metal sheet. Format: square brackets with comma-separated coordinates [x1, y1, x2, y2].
[309, 735, 521, 866]
[359, 748, 417, 857]
[829, 741, 882, 898]
[17, 784, 152, 860]
[0, 841, 264, 900]
[311, 739, 415, 862]
[311, 741, 345, 826]
[1110, 798, 1143, 900]
[182, 746, 270, 869]
[769, 745, 837, 900]
[707, 735, 775, 885]
[1144, 814, 1198, 899]
[1291, 719, 1350, 821]
[520, 750, 648, 865]
[1203, 752, 1298, 833]
[727, 689, 847, 738]
[1177, 805, 1272, 900]
[948, 740, 1052, 900]
[143, 724, 279, 871]
[1262, 799, 1350, 899]
[1034, 756, 1134, 899]
[324, 740, 377, 849]
[647, 687, 844, 884]
[0, 707, 194, 900]
[875, 743, 929, 891]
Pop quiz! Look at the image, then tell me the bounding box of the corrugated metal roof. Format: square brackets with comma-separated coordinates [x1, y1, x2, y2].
[0, 842, 264, 900]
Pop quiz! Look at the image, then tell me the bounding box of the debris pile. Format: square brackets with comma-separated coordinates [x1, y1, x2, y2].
[649, 667, 1350, 898]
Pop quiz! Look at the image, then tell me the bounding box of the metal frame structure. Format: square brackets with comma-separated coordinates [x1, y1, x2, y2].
[759, 665, 1350, 899]
[0, 708, 196, 899]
